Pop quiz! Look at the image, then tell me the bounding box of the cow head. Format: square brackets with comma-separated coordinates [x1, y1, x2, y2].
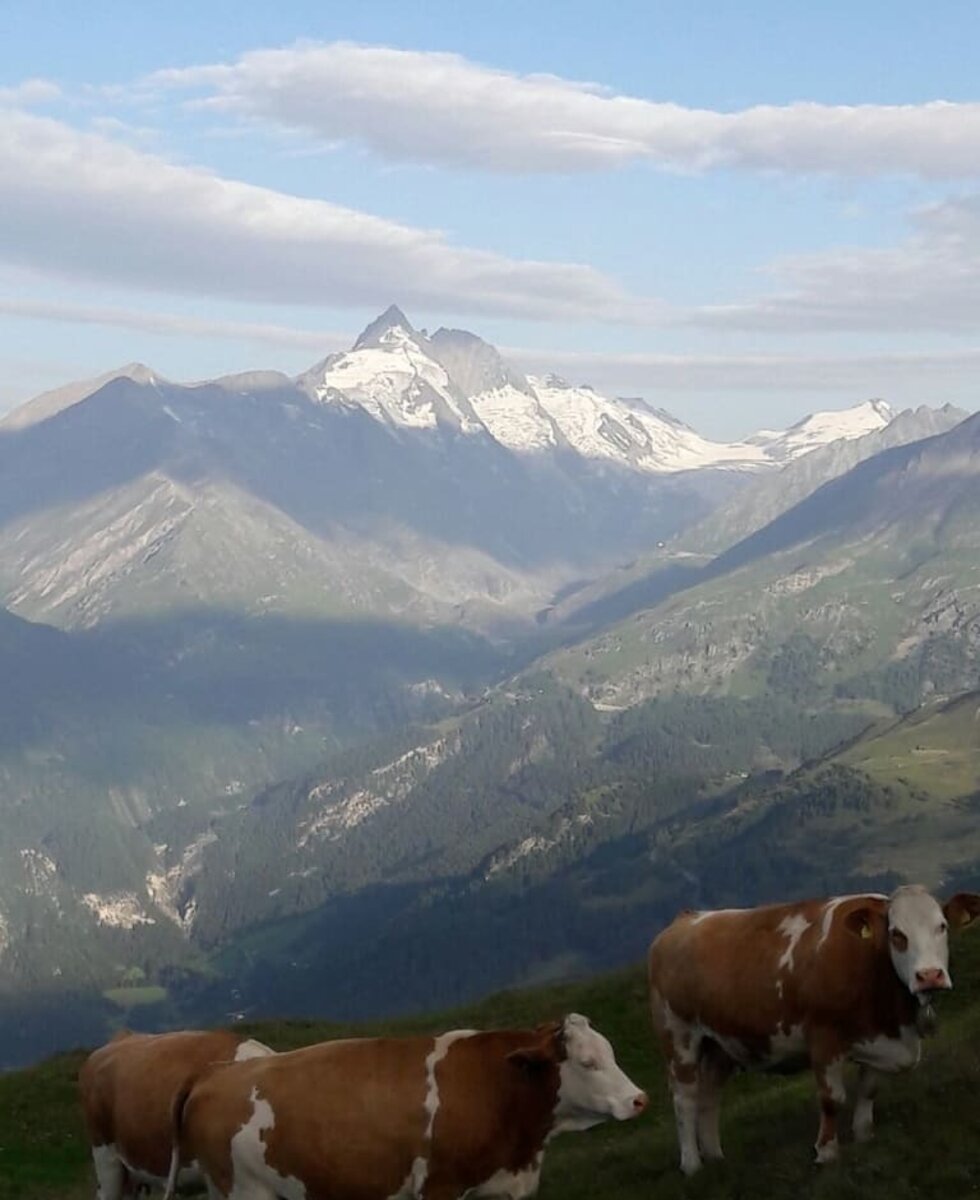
[885, 886, 955, 997]
[510, 1014, 648, 1134]
[850, 886, 979, 1000]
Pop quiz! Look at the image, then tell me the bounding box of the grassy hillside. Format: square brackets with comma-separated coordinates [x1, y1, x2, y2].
[835, 690, 980, 801]
[4, 923, 979, 1200]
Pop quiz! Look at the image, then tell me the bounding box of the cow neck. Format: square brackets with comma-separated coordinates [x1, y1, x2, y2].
[869, 938, 920, 1037]
[493, 1031, 563, 1170]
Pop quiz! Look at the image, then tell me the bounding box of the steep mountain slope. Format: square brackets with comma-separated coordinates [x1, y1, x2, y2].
[549, 401, 966, 632]
[681, 401, 966, 556]
[542, 410, 980, 711]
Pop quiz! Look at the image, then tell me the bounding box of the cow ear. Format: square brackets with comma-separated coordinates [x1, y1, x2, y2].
[507, 1046, 555, 1072]
[845, 907, 882, 942]
[943, 893, 980, 930]
[508, 1029, 560, 1072]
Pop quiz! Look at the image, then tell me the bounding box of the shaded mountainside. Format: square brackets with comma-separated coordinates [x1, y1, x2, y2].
[4, 922, 980, 1200]
[0, 604, 511, 1010]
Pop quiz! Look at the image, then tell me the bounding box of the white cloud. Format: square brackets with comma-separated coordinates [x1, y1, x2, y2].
[0, 107, 650, 323]
[688, 194, 980, 332]
[149, 42, 980, 178]
[6, 293, 980, 408]
[0, 79, 61, 106]
[509, 345, 980, 396]
[0, 297, 342, 351]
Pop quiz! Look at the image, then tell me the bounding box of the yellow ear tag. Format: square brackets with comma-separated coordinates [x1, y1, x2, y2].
[860, 923, 872, 940]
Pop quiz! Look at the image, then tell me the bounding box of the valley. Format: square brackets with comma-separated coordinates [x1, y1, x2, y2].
[0, 309, 978, 1067]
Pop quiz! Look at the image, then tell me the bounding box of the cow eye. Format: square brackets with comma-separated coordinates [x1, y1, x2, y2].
[938, 922, 948, 935]
[581, 1058, 598, 1071]
[890, 929, 909, 952]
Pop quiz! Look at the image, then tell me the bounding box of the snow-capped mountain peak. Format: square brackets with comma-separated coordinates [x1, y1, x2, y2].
[304, 311, 484, 434]
[296, 308, 903, 474]
[352, 304, 417, 351]
[750, 399, 894, 462]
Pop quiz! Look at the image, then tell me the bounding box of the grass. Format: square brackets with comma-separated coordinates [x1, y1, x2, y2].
[3, 929, 980, 1200]
[103, 985, 169, 1009]
[837, 691, 980, 801]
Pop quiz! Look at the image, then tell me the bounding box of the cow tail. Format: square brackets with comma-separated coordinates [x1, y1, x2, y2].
[162, 1082, 193, 1200]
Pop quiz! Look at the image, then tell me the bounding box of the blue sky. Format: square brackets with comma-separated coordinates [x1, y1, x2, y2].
[2, 0, 979, 437]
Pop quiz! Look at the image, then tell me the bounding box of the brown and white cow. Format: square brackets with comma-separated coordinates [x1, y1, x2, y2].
[164, 1013, 648, 1200]
[648, 885, 980, 1174]
[79, 1028, 274, 1198]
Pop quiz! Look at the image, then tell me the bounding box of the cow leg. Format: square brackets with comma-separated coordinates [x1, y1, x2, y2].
[812, 1055, 847, 1164]
[696, 1040, 734, 1162]
[91, 1145, 127, 1200]
[651, 986, 703, 1175]
[852, 1065, 879, 1143]
[668, 1052, 703, 1175]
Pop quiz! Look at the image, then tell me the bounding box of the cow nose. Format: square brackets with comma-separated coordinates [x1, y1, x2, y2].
[632, 1091, 649, 1113]
[915, 968, 949, 991]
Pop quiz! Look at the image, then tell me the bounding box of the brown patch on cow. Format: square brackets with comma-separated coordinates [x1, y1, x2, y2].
[179, 1026, 568, 1200]
[944, 892, 980, 929]
[79, 1029, 247, 1180]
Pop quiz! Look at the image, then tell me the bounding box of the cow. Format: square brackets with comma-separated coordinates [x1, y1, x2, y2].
[163, 1013, 648, 1200]
[648, 885, 980, 1174]
[79, 1028, 274, 1198]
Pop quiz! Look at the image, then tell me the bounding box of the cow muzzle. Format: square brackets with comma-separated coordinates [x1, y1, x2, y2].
[914, 967, 950, 993]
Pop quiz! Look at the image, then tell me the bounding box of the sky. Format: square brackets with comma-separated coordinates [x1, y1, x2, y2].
[2, 0, 979, 438]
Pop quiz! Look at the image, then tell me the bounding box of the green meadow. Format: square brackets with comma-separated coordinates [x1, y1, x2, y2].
[2, 923, 979, 1200]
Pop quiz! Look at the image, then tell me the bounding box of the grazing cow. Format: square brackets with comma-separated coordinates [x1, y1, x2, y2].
[79, 1028, 274, 1198]
[164, 1013, 648, 1200]
[648, 886, 980, 1174]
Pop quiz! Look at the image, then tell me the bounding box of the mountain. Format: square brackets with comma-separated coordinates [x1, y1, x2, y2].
[549, 401, 967, 631]
[297, 307, 891, 474]
[747, 398, 894, 461]
[542, 409, 980, 711]
[2, 308, 918, 643]
[0, 306, 972, 1063]
[682, 401, 967, 557]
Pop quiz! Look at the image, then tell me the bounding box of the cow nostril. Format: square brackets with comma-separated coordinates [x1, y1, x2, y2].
[633, 1092, 649, 1112]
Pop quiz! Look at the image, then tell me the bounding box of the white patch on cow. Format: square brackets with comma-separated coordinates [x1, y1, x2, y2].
[92, 1144, 127, 1200]
[690, 908, 745, 926]
[815, 1137, 839, 1164]
[467, 1155, 543, 1198]
[768, 1023, 807, 1067]
[852, 1027, 921, 1073]
[553, 1014, 647, 1133]
[660, 1001, 698, 1066]
[817, 894, 884, 948]
[386, 1156, 428, 1200]
[886, 885, 952, 997]
[424, 1029, 477, 1140]
[234, 1039, 275, 1061]
[228, 1087, 307, 1200]
[823, 1057, 847, 1104]
[777, 914, 811, 973]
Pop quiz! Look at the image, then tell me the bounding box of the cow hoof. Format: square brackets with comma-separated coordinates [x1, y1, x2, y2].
[814, 1140, 839, 1165]
[680, 1157, 703, 1176]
